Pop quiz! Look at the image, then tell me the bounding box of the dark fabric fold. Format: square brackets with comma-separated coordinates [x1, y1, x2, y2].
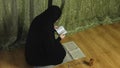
[25, 6, 66, 66]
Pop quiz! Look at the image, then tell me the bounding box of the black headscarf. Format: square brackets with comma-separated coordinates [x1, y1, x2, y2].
[25, 6, 66, 66]
[30, 6, 61, 29]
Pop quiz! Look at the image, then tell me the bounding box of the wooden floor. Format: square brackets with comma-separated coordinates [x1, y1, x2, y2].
[0, 22, 120, 68]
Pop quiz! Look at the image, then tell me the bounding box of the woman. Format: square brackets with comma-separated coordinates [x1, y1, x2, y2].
[25, 6, 66, 68]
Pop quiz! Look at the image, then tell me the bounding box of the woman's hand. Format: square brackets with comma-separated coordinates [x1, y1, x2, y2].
[54, 25, 59, 30]
[60, 34, 65, 39]
[54, 25, 66, 39]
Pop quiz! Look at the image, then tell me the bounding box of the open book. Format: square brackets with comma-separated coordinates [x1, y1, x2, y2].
[62, 41, 86, 63]
[55, 26, 67, 34]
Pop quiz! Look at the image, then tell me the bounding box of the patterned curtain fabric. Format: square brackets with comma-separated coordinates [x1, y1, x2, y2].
[56, 0, 120, 33]
[0, 0, 48, 50]
[0, 0, 120, 50]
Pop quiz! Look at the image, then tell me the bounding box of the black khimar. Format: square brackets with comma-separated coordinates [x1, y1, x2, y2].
[25, 6, 66, 66]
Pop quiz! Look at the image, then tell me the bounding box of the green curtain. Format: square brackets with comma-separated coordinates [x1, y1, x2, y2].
[54, 0, 120, 33]
[0, 0, 48, 50]
[0, 0, 120, 50]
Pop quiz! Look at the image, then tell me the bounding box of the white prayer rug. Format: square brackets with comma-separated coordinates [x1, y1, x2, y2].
[62, 41, 86, 63]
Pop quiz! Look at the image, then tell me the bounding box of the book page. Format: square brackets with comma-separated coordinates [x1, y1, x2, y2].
[62, 41, 86, 62]
[55, 26, 67, 34]
[63, 41, 78, 51]
[69, 48, 86, 60]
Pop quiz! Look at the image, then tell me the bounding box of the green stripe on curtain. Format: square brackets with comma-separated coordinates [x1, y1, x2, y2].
[0, 0, 120, 50]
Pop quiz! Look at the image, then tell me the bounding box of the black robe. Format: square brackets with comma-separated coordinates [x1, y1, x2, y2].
[25, 6, 66, 66]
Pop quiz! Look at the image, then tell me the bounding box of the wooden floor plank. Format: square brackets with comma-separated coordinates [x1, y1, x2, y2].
[0, 22, 120, 68]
